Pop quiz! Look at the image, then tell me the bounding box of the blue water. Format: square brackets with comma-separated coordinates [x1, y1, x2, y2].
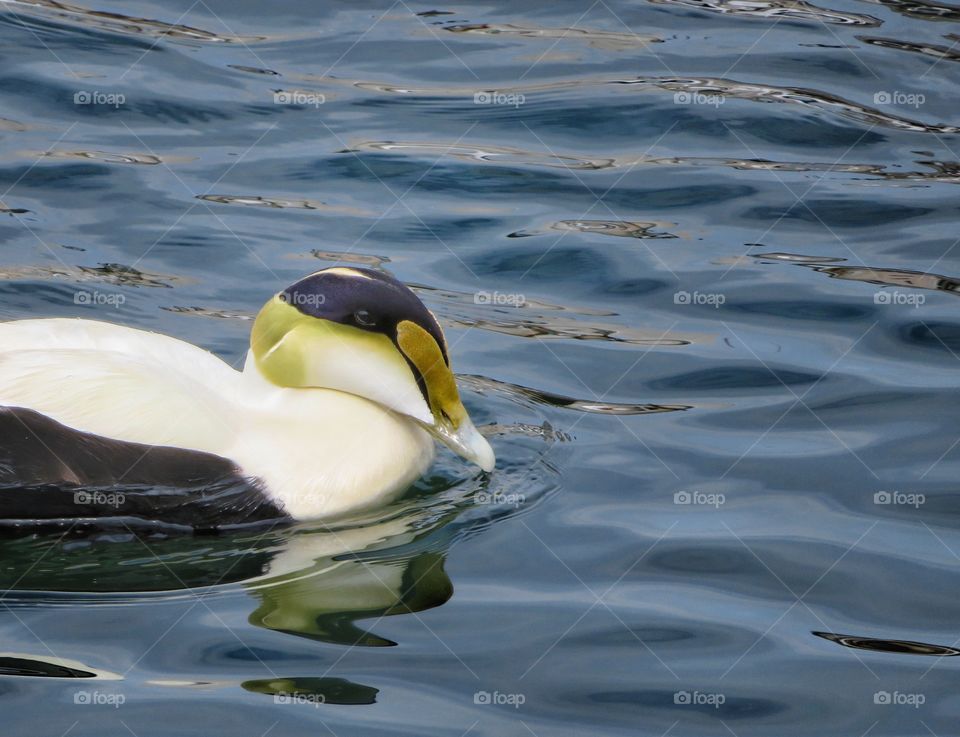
[2, 0, 960, 734]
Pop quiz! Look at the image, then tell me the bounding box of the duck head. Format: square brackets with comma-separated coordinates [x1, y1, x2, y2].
[250, 267, 495, 472]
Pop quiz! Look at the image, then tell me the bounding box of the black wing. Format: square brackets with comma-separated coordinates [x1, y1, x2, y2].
[0, 406, 288, 531]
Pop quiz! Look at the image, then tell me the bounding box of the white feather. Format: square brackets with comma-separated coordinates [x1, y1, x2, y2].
[0, 318, 435, 519]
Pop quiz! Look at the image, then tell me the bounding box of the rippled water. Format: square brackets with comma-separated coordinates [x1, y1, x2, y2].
[1, 0, 960, 734]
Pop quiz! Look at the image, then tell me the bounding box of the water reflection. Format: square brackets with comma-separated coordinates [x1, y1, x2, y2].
[462, 374, 694, 415]
[647, 0, 882, 25]
[39, 151, 175, 165]
[444, 22, 662, 47]
[0, 0, 267, 42]
[342, 74, 959, 134]
[0, 653, 119, 678]
[346, 139, 960, 182]
[244, 517, 454, 647]
[814, 631, 960, 656]
[819, 265, 960, 295]
[3, 0, 960, 730]
[242, 676, 378, 705]
[0, 431, 558, 713]
[196, 194, 373, 216]
[858, 34, 960, 61]
[752, 251, 960, 296]
[413, 284, 698, 345]
[511, 220, 679, 240]
[863, 0, 960, 22]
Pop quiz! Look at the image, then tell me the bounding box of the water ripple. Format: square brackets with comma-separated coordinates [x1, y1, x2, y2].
[0, 0, 267, 42]
[616, 77, 960, 133]
[858, 34, 960, 61]
[462, 375, 694, 415]
[39, 150, 181, 166]
[863, 0, 960, 22]
[443, 21, 662, 47]
[648, 0, 882, 25]
[511, 220, 679, 239]
[344, 74, 959, 134]
[346, 140, 616, 170]
[752, 252, 960, 296]
[197, 194, 373, 216]
[814, 631, 960, 656]
[413, 284, 698, 345]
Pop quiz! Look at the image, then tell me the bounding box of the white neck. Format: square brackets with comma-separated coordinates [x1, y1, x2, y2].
[228, 352, 435, 519]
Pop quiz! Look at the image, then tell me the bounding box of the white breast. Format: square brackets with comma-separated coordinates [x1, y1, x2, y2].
[0, 318, 435, 519]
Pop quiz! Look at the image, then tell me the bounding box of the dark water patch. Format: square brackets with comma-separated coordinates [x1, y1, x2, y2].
[650, 366, 821, 391]
[898, 321, 960, 353]
[227, 65, 280, 76]
[727, 299, 873, 320]
[814, 631, 960, 655]
[0, 162, 112, 191]
[602, 278, 673, 296]
[588, 689, 788, 719]
[745, 199, 934, 228]
[0, 654, 115, 678]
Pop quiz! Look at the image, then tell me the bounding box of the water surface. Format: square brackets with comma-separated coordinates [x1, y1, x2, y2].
[1, 0, 959, 734]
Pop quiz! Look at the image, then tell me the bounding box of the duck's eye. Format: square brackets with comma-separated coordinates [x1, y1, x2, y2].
[353, 309, 375, 326]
